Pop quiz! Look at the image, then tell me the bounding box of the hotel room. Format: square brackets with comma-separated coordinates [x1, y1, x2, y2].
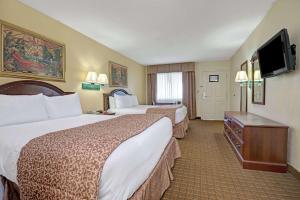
[0, 0, 300, 199]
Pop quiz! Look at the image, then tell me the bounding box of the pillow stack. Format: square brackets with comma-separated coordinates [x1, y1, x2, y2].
[44, 93, 82, 119]
[0, 93, 83, 127]
[112, 95, 139, 109]
[0, 94, 48, 126]
[109, 96, 117, 109]
[131, 95, 139, 106]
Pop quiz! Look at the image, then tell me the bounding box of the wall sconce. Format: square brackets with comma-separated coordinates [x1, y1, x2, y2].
[235, 70, 263, 89]
[97, 74, 108, 86]
[235, 71, 248, 87]
[82, 72, 108, 91]
[253, 70, 263, 86]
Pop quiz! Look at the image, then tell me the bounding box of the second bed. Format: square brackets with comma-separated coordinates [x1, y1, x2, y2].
[104, 89, 189, 138]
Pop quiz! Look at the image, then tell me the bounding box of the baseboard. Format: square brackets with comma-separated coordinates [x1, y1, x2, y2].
[242, 160, 287, 173]
[196, 117, 224, 122]
[203, 119, 224, 122]
[288, 164, 300, 181]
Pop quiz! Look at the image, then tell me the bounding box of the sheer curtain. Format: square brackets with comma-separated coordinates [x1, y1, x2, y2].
[156, 72, 182, 103]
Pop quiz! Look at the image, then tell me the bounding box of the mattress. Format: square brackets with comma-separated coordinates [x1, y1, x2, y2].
[109, 105, 187, 124]
[0, 114, 172, 200]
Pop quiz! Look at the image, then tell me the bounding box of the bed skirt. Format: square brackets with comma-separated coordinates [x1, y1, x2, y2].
[173, 116, 189, 138]
[129, 137, 181, 200]
[0, 176, 19, 200]
[0, 137, 181, 200]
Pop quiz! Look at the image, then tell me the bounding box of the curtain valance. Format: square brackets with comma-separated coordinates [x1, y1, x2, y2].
[147, 62, 195, 74]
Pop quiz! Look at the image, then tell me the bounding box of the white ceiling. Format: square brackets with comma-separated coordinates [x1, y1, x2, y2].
[20, 0, 275, 65]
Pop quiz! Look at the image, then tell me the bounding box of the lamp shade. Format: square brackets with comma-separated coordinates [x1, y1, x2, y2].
[235, 71, 248, 83]
[97, 73, 108, 85]
[254, 70, 262, 81]
[85, 72, 98, 83]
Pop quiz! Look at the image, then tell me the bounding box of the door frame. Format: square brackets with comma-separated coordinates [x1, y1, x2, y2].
[198, 70, 230, 120]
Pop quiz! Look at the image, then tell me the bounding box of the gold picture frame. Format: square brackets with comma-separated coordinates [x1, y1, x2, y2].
[240, 60, 248, 112]
[0, 20, 66, 82]
[108, 61, 128, 87]
[251, 52, 266, 105]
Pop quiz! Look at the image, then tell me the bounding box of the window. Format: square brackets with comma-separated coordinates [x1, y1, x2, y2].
[156, 72, 182, 103]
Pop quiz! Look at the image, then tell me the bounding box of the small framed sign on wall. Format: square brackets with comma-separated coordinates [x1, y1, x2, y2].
[209, 75, 219, 82]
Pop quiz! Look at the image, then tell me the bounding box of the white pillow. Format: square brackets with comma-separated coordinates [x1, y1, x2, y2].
[44, 93, 82, 119]
[0, 94, 48, 126]
[114, 95, 133, 108]
[130, 95, 139, 106]
[109, 96, 116, 109]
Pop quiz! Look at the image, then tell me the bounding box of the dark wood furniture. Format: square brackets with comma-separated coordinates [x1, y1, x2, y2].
[103, 89, 130, 111]
[155, 102, 181, 106]
[0, 80, 73, 96]
[224, 111, 288, 173]
[86, 111, 116, 115]
[101, 111, 116, 115]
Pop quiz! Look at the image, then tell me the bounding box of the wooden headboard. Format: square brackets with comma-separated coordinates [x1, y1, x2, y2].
[0, 80, 73, 96]
[103, 89, 131, 111]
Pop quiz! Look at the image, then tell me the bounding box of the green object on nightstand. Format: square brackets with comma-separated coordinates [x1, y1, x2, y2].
[82, 82, 101, 91]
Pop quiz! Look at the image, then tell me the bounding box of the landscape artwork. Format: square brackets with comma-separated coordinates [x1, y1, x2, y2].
[0, 21, 65, 81]
[109, 61, 128, 87]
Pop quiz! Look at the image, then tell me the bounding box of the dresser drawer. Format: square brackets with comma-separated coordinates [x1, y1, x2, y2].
[226, 130, 243, 154]
[225, 116, 243, 140]
[233, 122, 243, 139]
[224, 115, 234, 129]
[224, 124, 230, 134]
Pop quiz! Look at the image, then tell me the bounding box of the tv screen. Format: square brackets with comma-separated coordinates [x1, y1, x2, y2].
[257, 29, 295, 78]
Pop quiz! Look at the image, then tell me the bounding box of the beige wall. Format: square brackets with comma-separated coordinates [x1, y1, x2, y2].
[0, 0, 146, 112]
[230, 0, 300, 171]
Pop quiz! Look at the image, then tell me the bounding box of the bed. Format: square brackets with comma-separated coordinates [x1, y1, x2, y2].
[0, 80, 181, 200]
[103, 89, 189, 138]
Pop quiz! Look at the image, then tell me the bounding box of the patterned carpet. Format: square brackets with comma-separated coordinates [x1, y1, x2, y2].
[162, 120, 300, 200]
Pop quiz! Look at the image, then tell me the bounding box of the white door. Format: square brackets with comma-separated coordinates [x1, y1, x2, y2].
[199, 71, 228, 120]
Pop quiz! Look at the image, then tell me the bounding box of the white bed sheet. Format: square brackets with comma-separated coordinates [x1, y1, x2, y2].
[109, 105, 187, 124]
[0, 114, 172, 200]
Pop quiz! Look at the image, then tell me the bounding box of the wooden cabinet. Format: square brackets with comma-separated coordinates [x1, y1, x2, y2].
[224, 111, 288, 173]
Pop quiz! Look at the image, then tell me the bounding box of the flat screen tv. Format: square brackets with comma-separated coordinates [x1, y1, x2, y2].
[257, 29, 296, 78]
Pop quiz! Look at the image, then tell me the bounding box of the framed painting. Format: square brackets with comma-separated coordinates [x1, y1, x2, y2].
[0, 20, 66, 82]
[109, 61, 128, 87]
[209, 75, 219, 82]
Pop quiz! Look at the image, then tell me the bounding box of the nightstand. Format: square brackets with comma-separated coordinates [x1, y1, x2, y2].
[101, 111, 116, 115]
[86, 111, 115, 115]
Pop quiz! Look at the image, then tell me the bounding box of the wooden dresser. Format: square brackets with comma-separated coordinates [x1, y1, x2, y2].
[224, 111, 288, 173]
